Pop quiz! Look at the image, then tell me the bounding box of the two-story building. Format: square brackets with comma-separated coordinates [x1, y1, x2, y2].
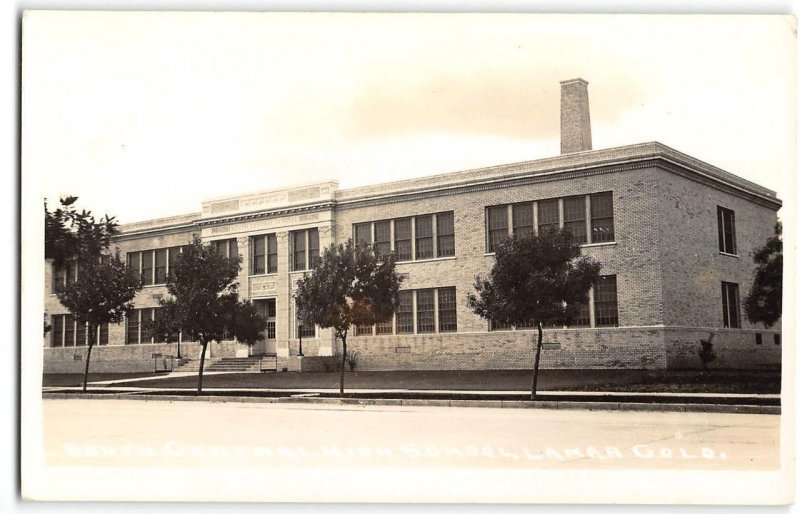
[43, 79, 782, 373]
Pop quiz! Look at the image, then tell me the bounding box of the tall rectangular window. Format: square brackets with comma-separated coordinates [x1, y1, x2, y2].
[267, 234, 278, 273]
[126, 252, 140, 282]
[487, 206, 509, 253]
[354, 223, 372, 248]
[722, 281, 741, 328]
[293, 231, 306, 271]
[296, 313, 316, 339]
[374, 221, 391, 256]
[308, 228, 320, 268]
[51, 315, 63, 347]
[126, 310, 140, 344]
[436, 213, 455, 257]
[168, 247, 181, 280]
[154, 249, 168, 284]
[140, 308, 154, 343]
[569, 301, 591, 327]
[537, 199, 559, 235]
[396, 291, 414, 334]
[512, 203, 534, 238]
[416, 289, 436, 333]
[717, 207, 737, 254]
[437, 287, 457, 332]
[252, 235, 266, 274]
[394, 219, 412, 262]
[415, 216, 433, 260]
[590, 192, 615, 243]
[213, 238, 238, 260]
[594, 275, 619, 327]
[141, 250, 154, 286]
[98, 323, 109, 346]
[64, 314, 75, 347]
[53, 264, 67, 293]
[75, 321, 87, 347]
[563, 196, 587, 244]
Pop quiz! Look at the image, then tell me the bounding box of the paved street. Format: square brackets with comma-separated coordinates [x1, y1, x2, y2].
[28, 398, 784, 502]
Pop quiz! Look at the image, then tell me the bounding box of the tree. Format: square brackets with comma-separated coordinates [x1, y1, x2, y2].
[294, 239, 403, 396]
[45, 196, 118, 267]
[467, 229, 601, 400]
[56, 254, 142, 391]
[148, 236, 266, 394]
[697, 332, 717, 371]
[745, 221, 782, 328]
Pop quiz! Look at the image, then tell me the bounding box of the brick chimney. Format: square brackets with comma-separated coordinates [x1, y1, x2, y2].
[560, 78, 592, 154]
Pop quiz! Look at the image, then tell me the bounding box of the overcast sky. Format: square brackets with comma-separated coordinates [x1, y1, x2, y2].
[23, 12, 795, 223]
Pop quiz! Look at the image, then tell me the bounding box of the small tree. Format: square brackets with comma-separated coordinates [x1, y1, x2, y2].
[56, 254, 142, 391]
[697, 332, 717, 371]
[294, 239, 403, 396]
[745, 221, 782, 328]
[148, 236, 266, 394]
[45, 196, 118, 267]
[468, 229, 601, 400]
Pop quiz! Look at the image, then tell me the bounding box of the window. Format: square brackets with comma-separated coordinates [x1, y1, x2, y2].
[416, 289, 436, 333]
[291, 229, 319, 272]
[50, 315, 109, 347]
[438, 287, 457, 332]
[512, 203, 534, 238]
[717, 207, 737, 254]
[489, 319, 512, 331]
[374, 221, 391, 256]
[154, 249, 168, 284]
[591, 192, 615, 243]
[569, 300, 591, 327]
[594, 275, 619, 327]
[537, 199, 559, 235]
[487, 206, 509, 253]
[167, 246, 181, 281]
[755, 333, 763, 345]
[126, 308, 155, 344]
[296, 315, 316, 339]
[436, 213, 455, 257]
[376, 318, 393, 335]
[355, 325, 373, 337]
[563, 196, 587, 244]
[354, 223, 372, 248]
[255, 299, 276, 340]
[721, 281, 741, 328]
[251, 235, 278, 275]
[51, 315, 63, 347]
[212, 238, 239, 260]
[52, 261, 79, 293]
[396, 290, 414, 334]
[394, 219, 413, 262]
[141, 250, 154, 285]
[415, 216, 433, 260]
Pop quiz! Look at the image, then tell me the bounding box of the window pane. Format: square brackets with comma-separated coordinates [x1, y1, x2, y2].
[293, 231, 306, 271]
[99, 323, 109, 346]
[267, 234, 278, 273]
[127, 252, 139, 276]
[416, 289, 435, 333]
[297, 317, 315, 338]
[253, 236, 266, 274]
[374, 221, 391, 256]
[168, 247, 180, 280]
[591, 192, 615, 243]
[64, 315, 75, 347]
[354, 223, 372, 248]
[490, 319, 512, 331]
[75, 321, 87, 346]
[229, 239, 238, 259]
[438, 287, 457, 332]
[394, 219, 412, 261]
[415, 215, 433, 260]
[308, 229, 320, 267]
[436, 212, 455, 257]
[54, 265, 66, 293]
[722, 282, 741, 328]
[141, 250, 153, 285]
[376, 319, 393, 335]
[155, 249, 168, 284]
[537, 199, 559, 234]
[594, 275, 618, 327]
[126, 310, 140, 344]
[355, 325, 373, 336]
[140, 308, 153, 343]
[563, 196, 587, 244]
[52, 315, 63, 347]
[487, 206, 509, 252]
[718, 207, 737, 254]
[568, 301, 591, 327]
[513, 203, 534, 238]
[396, 291, 414, 333]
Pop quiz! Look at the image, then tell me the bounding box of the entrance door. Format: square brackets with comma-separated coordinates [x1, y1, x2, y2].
[255, 299, 277, 354]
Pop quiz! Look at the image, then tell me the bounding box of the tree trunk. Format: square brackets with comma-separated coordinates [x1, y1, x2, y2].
[530, 321, 543, 401]
[197, 340, 208, 395]
[177, 338, 182, 360]
[82, 339, 94, 393]
[340, 336, 347, 398]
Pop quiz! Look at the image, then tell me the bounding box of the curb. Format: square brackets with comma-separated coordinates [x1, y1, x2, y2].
[41, 392, 781, 415]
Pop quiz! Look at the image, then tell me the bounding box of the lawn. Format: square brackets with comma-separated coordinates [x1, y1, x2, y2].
[44, 368, 781, 394]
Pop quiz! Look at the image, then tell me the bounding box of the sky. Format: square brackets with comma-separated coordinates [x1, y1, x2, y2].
[23, 12, 796, 223]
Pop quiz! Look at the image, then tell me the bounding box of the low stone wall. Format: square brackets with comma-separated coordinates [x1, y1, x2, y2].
[664, 327, 782, 369]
